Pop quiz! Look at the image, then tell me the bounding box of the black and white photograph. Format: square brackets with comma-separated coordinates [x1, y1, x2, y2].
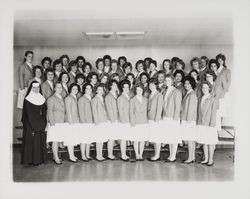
[0, 0, 250, 198]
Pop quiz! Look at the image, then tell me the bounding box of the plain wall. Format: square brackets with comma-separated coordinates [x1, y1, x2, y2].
[13, 45, 234, 142]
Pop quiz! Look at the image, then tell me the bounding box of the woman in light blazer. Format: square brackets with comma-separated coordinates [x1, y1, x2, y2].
[41, 68, 54, 100]
[129, 83, 148, 161]
[78, 83, 94, 161]
[105, 79, 120, 160]
[181, 76, 198, 164]
[47, 82, 65, 165]
[162, 74, 182, 162]
[147, 78, 164, 161]
[65, 83, 80, 163]
[117, 80, 131, 161]
[197, 81, 218, 166]
[91, 83, 108, 161]
[58, 72, 70, 99]
[28, 65, 43, 88]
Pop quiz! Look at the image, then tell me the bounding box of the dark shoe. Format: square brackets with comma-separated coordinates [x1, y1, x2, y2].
[120, 157, 130, 162]
[165, 159, 176, 163]
[80, 158, 89, 162]
[69, 159, 78, 163]
[107, 156, 116, 160]
[53, 159, 62, 165]
[87, 157, 94, 160]
[207, 162, 214, 166]
[183, 160, 195, 164]
[148, 157, 160, 162]
[139, 158, 145, 161]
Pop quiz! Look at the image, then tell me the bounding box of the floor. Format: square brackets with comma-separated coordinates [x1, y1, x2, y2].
[13, 146, 234, 182]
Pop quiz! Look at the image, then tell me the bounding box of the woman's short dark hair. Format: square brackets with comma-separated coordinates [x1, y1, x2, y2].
[111, 59, 118, 65]
[53, 59, 62, 70]
[139, 72, 150, 82]
[208, 59, 219, 69]
[60, 54, 70, 63]
[182, 75, 196, 90]
[134, 82, 144, 94]
[68, 60, 77, 72]
[176, 59, 185, 69]
[135, 60, 144, 70]
[162, 59, 172, 70]
[107, 79, 119, 90]
[44, 68, 55, 80]
[205, 69, 217, 81]
[68, 83, 80, 94]
[125, 73, 135, 83]
[58, 71, 70, 83]
[76, 56, 85, 63]
[215, 53, 227, 67]
[41, 57, 52, 66]
[173, 69, 185, 78]
[149, 60, 157, 67]
[87, 72, 98, 83]
[200, 56, 209, 65]
[75, 73, 86, 83]
[83, 62, 92, 72]
[96, 83, 106, 90]
[190, 57, 200, 66]
[171, 57, 179, 63]
[103, 55, 112, 61]
[144, 57, 152, 64]
[122, 62, 132, 72]
[202, 81, 213, 92]
[188, 69, 199, 80]
[118, 56, 127, 66]
[100, 72, 109, 80]
[23, 51, 34, 63]
[110, 73, 119, 80]
[157, 70, 166, 78]
[119, 79, 131, 91]
[148, 78, 158, 85]
[82, 83, 93, 94]
[96, 58, 104, 68]
[32, 65, 43, 77]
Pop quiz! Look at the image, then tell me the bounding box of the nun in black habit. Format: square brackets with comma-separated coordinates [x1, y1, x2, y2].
[21, 81, 48, 165]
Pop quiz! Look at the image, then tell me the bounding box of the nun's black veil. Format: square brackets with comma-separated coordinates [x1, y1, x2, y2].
[25, 80, 43, 97]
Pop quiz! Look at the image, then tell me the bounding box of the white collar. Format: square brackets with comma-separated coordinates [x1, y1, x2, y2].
[200, 67, 206, 72]
[55, 71, 61, 76]
[70, 71, 76, 77]
[217, 65, 223, 74]
[25, 90, 45, 105]
[55, 93, 62, 99]
[110, 90, 117, 99]
[84, 94, 91, 101]
[136, 95, 143, 103]
[46, 80, 53, 90]
[26, 62, 32, 68]
[34, 77, 41, 83]
[70, 93, 77, 99]
[97, 94, 103, 102]
[123, 92, 130, 100]
[150, 90, 157, 98]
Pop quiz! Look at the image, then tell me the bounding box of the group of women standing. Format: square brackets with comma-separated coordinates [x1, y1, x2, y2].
[19, 52, 231, 167]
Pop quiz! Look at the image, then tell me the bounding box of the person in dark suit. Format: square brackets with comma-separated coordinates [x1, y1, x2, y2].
[21, 81, 47, 165]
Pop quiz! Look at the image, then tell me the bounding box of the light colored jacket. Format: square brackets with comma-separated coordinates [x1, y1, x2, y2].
[18, 62, 33, 89]
[78, 95, 93, 123]
[117, 94, 130, 123]
[41, 80, 54, 100]
[163, 88, 182, 120]
[147, 91, 163, 122]
[65, 94, 79, 123]
[91, 95, 108, 124]
[181, 90, 197, 122]
[105, 92, 118, 122]
[47, 93, 65, 126]
[129, 96, 148, 126]
[197, 95, 218, 127]
[213, 67, 231, 99]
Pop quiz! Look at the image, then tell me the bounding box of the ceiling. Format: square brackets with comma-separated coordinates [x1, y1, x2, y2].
[14, 10, 233, 47]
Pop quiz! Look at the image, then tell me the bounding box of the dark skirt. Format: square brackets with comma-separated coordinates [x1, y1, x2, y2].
[21, 124, 48, 165]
